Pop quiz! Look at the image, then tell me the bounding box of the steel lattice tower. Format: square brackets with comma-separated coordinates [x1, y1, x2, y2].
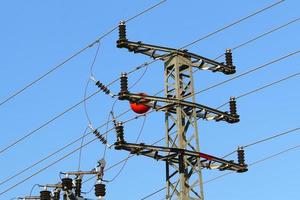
[115, 21, 247, 200]
[164, 55, 204, 199]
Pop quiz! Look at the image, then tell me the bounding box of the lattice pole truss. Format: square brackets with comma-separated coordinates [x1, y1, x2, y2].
[115, 21, 248, 200]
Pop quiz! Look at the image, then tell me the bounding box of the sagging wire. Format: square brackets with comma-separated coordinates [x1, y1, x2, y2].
[29, 184, 39, 196]
[143, 141, 300, 200]
[0, 113, 146, 197]
[77, 126, 89, 171]
[107, 114, 147, 183]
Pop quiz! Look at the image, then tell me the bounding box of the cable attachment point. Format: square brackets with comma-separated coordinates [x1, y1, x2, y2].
[53, 188, 61, 200]
[223, 49, 236, 75]
[97, 159, 106, 181]
[114, 122, 125, 148]
[74, 177, 82, 197]
[228, 97, 240, 123]
[237, 146, 248, 173]
[118, 72, 129, 100]
[40, 190, 51, 200]
[117, 20, 128, 48]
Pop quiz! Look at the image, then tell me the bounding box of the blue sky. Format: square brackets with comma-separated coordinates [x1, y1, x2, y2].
[1, 0, 300, 199]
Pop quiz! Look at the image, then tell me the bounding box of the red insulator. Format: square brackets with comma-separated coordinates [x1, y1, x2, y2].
[130, 93, 151, 114]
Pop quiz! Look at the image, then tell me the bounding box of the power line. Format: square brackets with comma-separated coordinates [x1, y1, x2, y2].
[214, 16, 300, 60]
[193, 49, 300, 96]
[180, 0, 285, 49]
[0, 107, 135, 186]
[0, 0, 167, 109]
[107, 115, 147, 182]
[216, 71, 300, 109]
[153, 16, 300, 97]
[141, 130, 300, 200]
[0, 113, 144, 197]
[26, 58, 300, 192]
[1, 1, 287, 194]
[202, 143, 300, 184]
[0, 0, 279, 158]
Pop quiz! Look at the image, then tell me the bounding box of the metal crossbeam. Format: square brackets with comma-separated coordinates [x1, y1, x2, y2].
[115, 142, 247, 172]
[118, 93, 239, 123]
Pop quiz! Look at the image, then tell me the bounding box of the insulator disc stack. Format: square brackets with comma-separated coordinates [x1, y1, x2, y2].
[115, 122, 125, 144]
[95, 183, 106, 197]
[95, 81, 111, 95]
[225, 49, 233, 66]
[118, 21, 127, 41]
[40, 190, 51, 200]
[75, 178, 82, 197]
[237, 147, 245, 165]
[93, 129, 108, 145]
[237, 147, 248, 173]
[229, 97, 237, 116]
[119, 73, 129, 100]
[62, 177, 73, 191]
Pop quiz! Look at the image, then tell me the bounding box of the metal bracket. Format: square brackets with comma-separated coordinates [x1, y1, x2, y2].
[119, 92, 239, 123]
[114, 142, 247, 173]
[116, 21, 236, 75]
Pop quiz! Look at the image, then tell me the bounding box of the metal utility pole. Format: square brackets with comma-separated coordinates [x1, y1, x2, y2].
[115, 21, 247, 200]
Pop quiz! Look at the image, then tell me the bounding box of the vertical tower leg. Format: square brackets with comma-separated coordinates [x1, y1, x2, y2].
[164, 55, 204, 200]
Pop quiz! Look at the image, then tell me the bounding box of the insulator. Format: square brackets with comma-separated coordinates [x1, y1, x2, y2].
[120, 73, 128, 93]
[118, 21, 127, 41]
[95, 183, 106, 197]
[62, 177, 73, 191]
[237, 147, 245, 165]
[115, 122, 125, 144]
[225, 49, 233, 66]
[53, 190, 60, 200]
[74, 178, 82, 197]
[229, 97, 237, 116]
[119, 73, 129, 100]
[95, 81, 111, 95]
[237, 146, 248, 173]
[93, 129, 108, 145]
[40, 190, 51, 200]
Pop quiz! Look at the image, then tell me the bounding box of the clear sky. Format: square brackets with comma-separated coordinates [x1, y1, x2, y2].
[1, 0, 300, 199]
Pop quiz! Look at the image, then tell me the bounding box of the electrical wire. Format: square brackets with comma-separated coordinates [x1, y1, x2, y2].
[140, 127, 300, 199]
[73, 66, 300, 186]
[193, 49, 300, 96]
[0, 113, 145, 197]
[0, 1, 288, 195]
[143, 143, 300, 200]
[0, 89, 100, 156]
[0, 0, 167, 109]
[29, 184, 39, 197]
[214, 16, 300, 60]
[0, 0, 282, 160]
[201, 143, 300, 185]
[77, 127, 89, 171]
[107, 115, 147, 182]
[82, 124, 170, 185]
[152, 16, 300, 97]
[216, 71, 300, 109]
[0, 107, 135, 187]
[180, 0, 285, 50]
[0, 0, 166, 157]
[11, 50, 297, 198]
[83, 41, 102, 125]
